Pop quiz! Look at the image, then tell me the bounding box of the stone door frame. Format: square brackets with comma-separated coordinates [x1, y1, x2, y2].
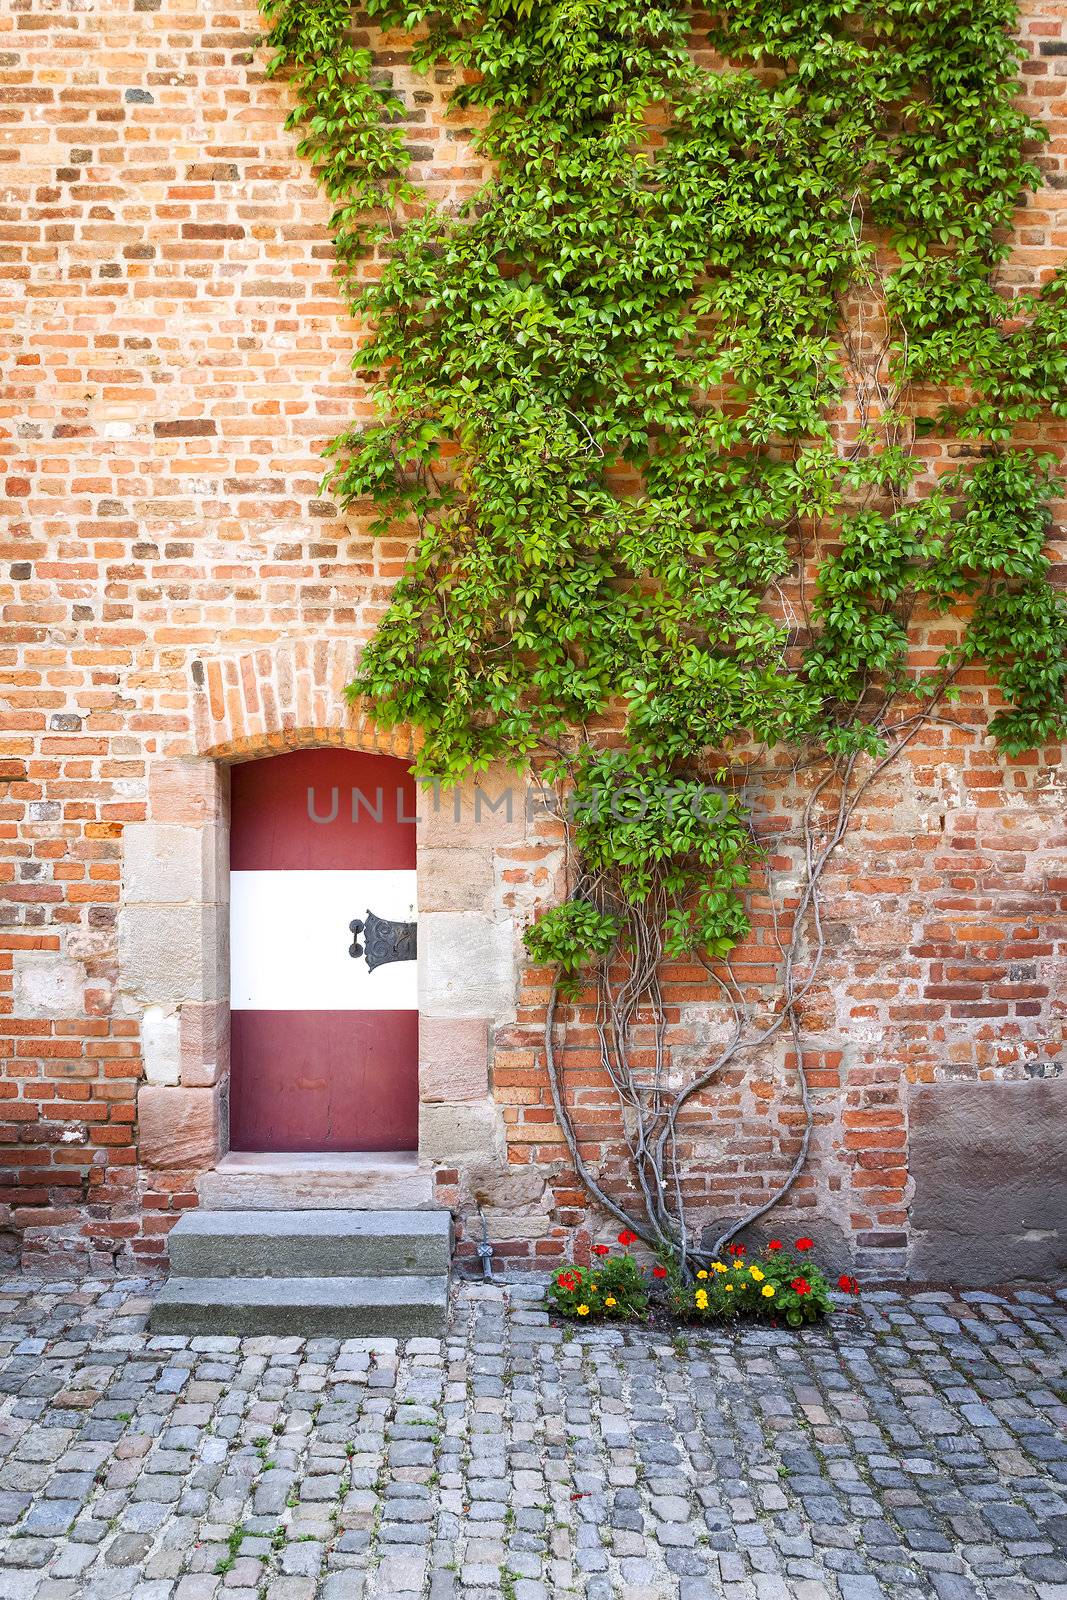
[119, 643, 520, 1193]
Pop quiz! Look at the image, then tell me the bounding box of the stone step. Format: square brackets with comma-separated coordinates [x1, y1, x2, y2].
[149, 1275, 449, 1339]
[167, 1208, 453, 1279]
[198, 1151, 435, 1211]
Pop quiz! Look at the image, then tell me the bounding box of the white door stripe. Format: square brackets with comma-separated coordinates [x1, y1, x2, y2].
[230, 869, 417, 1012]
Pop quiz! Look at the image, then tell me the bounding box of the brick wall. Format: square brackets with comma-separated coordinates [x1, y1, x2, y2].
[1, 0, 1064, 1279]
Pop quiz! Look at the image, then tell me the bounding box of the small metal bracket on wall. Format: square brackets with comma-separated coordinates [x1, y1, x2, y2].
[476, 1204, 494, 1282]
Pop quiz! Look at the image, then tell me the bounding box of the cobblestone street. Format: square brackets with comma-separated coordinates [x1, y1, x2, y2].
[0, 1275, 1064, 1600]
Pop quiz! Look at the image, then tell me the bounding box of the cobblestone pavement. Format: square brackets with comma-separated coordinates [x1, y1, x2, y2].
[0, 1275, 1065, 1600]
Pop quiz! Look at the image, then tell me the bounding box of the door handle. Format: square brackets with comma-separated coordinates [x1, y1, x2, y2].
[348, 909, 417, 971]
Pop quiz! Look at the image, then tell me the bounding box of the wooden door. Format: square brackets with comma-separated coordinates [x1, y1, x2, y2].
[228, 748, 418, 1152]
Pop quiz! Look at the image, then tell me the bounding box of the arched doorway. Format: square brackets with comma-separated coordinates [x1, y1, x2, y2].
[228, 748, 418, 1152]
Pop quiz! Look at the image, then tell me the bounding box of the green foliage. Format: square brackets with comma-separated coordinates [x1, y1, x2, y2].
[807, 452, 1063, 736]
[524, 898, 620, 992]
[260, 0, 1067, 979]
[261, 0, 415, 270]
[572, 754, 754, 958]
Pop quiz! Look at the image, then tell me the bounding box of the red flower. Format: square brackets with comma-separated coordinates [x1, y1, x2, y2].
[791, 1277, 811, 1296]
[593, 1244, 610, 1257]
[838, 1274, 859, 1295]
[795, 1238, 814, 1252]
[618, 1230, 637, 1247]
[727, 1243, 745, 1256]
[652, 1265, 668, 1279]
[557, 1272, 578, 1291]
[767, 1240, 782, 1251]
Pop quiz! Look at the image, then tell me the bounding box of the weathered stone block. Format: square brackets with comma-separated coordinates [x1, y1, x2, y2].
[465, 1167, 551, 1207]
[123, 821, 226, 904]
[141, 1006, 180, 1086]
[179, 1000, 229, 1088]
[418, 1100, 505, 1166]
[13, 955, 87, 1019]
[419, 914, 515, 1019]
[416, 767, 527, 848]
[418, 847, 493, 913]
[909, 1077, 1067, 1284]
[419, 1017, 490, 1102]
[148, 758, 226, 826]
[137, 1084, 225, 1169]
[118, 903, 227, 1005]
[481, 1208, 551, 1239]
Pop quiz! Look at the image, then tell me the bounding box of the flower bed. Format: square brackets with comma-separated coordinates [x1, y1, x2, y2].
[550, 1230, 650, 1321]
[548, 1233, 859, 1328]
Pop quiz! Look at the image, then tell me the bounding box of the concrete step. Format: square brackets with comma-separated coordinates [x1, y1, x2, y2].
[149, 1275, 449, 1339]
[198, 1151, 434, 1211]
[167, 1208, 453, 1279]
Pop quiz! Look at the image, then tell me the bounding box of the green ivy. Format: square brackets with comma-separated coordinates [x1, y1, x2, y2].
[259, 0, 1067, 975]
[261, 0, 415, 269]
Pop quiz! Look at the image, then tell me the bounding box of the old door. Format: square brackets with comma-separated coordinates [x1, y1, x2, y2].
[228, 749, 418, 1152]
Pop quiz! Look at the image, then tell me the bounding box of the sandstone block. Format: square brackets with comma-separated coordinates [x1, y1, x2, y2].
[137, 1085, 225, 1170]
[418, 847, 493, 913]
[118, 903, 227, 1005]
[123, 821, 226, 904]
[418, 1100, 505, 1166]
[481, 1208, 551, 1239]
[419, 1016, 490, 1102]
[148, 759, 226, 826]
[466, 1167, 552, 1207]
[910, 1078, 1067, 1283]
[142, 1006, 181, 1086]
[416, 767, 528, 848]
[179, 1000, 229, 1087]
[13, 955, 87, 1019]
[419, 913, 515, 1019]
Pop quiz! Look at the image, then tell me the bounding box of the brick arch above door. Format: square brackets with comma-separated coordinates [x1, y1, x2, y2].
[184, 638, 420, 765]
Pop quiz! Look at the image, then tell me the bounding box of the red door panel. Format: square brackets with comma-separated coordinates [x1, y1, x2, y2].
[230, 747, 416, 870]
[229, 1010, 419, 1153]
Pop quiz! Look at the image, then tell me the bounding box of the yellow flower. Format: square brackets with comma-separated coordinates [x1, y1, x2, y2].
[725, 1284, 734, 1293]
[750, 1266, 765, 1282]
[605, 1297, 617, 1307]
[576, 1304, 590, 1316]
[697, 1270, 708, 1280]
[695, 1290, 708, 1309]
[712, 1262, 727, 1273]
[733, 1262, 745, 1271]
[762, 1285, 775, 1298]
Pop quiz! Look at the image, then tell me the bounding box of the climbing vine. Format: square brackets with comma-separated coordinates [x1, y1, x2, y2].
[260, 0, 1067, 1266]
